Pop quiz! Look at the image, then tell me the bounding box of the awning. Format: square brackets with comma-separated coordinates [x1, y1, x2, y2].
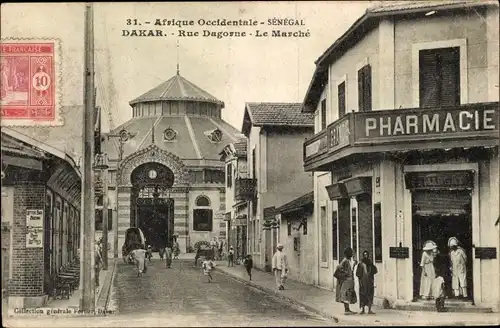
[344, 177, 372, 196]
[276, 192, 314, 215]
[325, 183, 348, 200]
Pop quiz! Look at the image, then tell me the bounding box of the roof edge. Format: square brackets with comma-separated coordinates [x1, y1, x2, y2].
[1, 127, 81, 178]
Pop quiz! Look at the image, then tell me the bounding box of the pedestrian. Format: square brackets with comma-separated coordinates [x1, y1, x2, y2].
[448, 237, 468, 299]
[173, 238, 180, 260]
[228, 246, 235, 267]
[159, 247, 165, 261]
[165, 245, 173, 268]
[433, 275, 446, 312]
[420, 240, 437, 300]
[218, 239, 224, 261]
[243, 254, 253, 280]
[95, 242, 103, 289]
[202, 256, 214, 282]
[131, 244, 147, 277]
[271, 243, 288, 291]
[146, 245, 153, 262]
[334, 247, 357, 315]
[355, 250, 377, 314]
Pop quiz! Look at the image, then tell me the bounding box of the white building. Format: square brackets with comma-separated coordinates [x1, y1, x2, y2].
[302, 1, 499, 311]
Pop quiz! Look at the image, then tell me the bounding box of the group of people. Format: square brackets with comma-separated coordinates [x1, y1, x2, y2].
[334, 247, 378, 315]
[419, 237, 468, 311]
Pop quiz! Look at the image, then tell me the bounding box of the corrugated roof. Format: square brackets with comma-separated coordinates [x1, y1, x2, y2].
[245, 102, 314, 127]
[105, 115, 241, 165]
[276, 191, 314, 214]
[129, 73, 224, 106]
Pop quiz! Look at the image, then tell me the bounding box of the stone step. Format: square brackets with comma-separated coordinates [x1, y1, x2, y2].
[394, 300, 493, 313]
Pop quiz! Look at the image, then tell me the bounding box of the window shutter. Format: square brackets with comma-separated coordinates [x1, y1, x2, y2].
[321, 99, 327, 130]
[440, 48, 460, 107]
[358, 69, 364, 111]
[420, 50, 440, 108]
[363, 65, 372, 111]
[338, 82, 346, 117]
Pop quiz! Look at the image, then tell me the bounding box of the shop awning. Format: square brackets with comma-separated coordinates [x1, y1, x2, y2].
[325, 183, 348, 200]
[276, 192, 314, 215]
[344, 177, 372, 196]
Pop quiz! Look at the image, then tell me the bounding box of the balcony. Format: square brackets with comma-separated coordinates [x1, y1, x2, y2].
[235, 178, 257, 201]
[304, 102, 499, 171]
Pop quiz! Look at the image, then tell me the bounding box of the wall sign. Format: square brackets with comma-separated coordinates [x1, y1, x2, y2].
[389, 246, 409, 259]
[26, 209, 44, 248]
[358, 106, 497, 140]
[474, 247, 497, 259]
[405, 171, 474, 190]
[328, 117, 350, 152]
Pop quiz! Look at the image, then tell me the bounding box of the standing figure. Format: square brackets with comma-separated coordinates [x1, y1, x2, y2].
[420, 241, 437, 300]
[173, 238, 180, 259]
[218, 239, 224, 261]
[210, 237, 218, 259]
[146, 245, 153, 262]
[202, 257, 214, 282]
[165, 245, 173, 268]
[131, 245, 147, 277]
[95, 241, 103, 289]
[334, 247, 357, 315]
[448, 237, 467, 298]
[159, 247, 166, 261]
[243, 254, 253, 280]
[271, 243, 288, 290]
[356, 250, 378, 314]
[228, 246, 235, 267]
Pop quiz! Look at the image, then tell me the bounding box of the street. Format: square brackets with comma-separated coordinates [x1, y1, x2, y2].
[110, 258, 336, 326]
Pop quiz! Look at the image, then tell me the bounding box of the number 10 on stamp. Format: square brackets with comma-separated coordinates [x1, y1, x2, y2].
[0, 41, 60, 126]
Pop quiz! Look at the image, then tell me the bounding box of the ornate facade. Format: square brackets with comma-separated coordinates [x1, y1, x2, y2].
[103, 72, 242, 253]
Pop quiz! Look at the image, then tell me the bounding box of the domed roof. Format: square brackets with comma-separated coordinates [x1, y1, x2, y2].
[129, 73, 224, 107]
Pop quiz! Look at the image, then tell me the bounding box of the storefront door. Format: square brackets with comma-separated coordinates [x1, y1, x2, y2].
[412, 190, 473, 300]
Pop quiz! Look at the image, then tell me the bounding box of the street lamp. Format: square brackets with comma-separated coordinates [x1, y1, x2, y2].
[93, 153, 109, 270]
[107, 128, 137, 258]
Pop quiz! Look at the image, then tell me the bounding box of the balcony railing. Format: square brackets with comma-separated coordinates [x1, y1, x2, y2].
[304, 102, 499, 170]
[235, 178, 257, 201]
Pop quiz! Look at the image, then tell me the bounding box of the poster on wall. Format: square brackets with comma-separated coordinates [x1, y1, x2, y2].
[26, 209, 44, 248]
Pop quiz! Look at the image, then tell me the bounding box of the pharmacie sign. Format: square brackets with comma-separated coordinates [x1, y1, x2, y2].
[357, 107, 497, 141]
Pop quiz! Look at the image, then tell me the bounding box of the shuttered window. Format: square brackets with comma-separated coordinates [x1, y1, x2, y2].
[320, 99, 327, 130]
[419, 47, 460, 108]
[338, 82, 346, 117]
[358, 65, 372, 112]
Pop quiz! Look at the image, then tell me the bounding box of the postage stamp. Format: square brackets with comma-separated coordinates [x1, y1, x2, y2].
[0, 38, 62, 126]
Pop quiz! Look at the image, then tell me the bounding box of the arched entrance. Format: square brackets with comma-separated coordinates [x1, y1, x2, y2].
[130, 162, 175, 250]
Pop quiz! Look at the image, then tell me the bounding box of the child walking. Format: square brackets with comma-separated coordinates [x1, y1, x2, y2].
[433, 275, 446, 312]
[228, 246, 235, 267]
[243, 254, 253, 280]
[202, 257, 214, 283]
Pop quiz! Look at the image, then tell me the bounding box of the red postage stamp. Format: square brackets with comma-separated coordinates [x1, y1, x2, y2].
[0, 39, 62, 126]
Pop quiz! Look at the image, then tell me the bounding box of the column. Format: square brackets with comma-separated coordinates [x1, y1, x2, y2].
[171, 187, 189, 252]
[9, 184, 46, 308]
[117, 186, 132, 257]
[379, 160, 398, 301]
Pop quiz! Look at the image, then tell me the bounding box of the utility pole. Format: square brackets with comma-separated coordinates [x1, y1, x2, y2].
[102, 153, 109, 270]
[80, 3, 96, 312]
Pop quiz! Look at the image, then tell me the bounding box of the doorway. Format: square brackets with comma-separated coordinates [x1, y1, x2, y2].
[137, 200, 174, 251]
[412, 190, 473, 300]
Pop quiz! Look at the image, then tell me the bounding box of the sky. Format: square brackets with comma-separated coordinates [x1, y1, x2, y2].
[2, 1, 373, 153]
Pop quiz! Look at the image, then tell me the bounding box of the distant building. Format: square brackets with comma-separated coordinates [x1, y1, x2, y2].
[302, 0, 499, 310]
[102, 72, 241, 254]
[220, 140, 249, 259]
[241, 102, 314, 271]
[2, 128, 81, 308]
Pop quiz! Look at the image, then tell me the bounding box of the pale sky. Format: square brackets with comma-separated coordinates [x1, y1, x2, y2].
[2, 1, 373, 137]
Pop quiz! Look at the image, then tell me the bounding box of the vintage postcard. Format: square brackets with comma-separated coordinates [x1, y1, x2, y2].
[1, 1, 499, 327]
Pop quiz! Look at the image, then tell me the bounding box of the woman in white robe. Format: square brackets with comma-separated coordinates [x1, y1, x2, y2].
[419, 241, 437, 299]
[448, 237, 467, 298]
